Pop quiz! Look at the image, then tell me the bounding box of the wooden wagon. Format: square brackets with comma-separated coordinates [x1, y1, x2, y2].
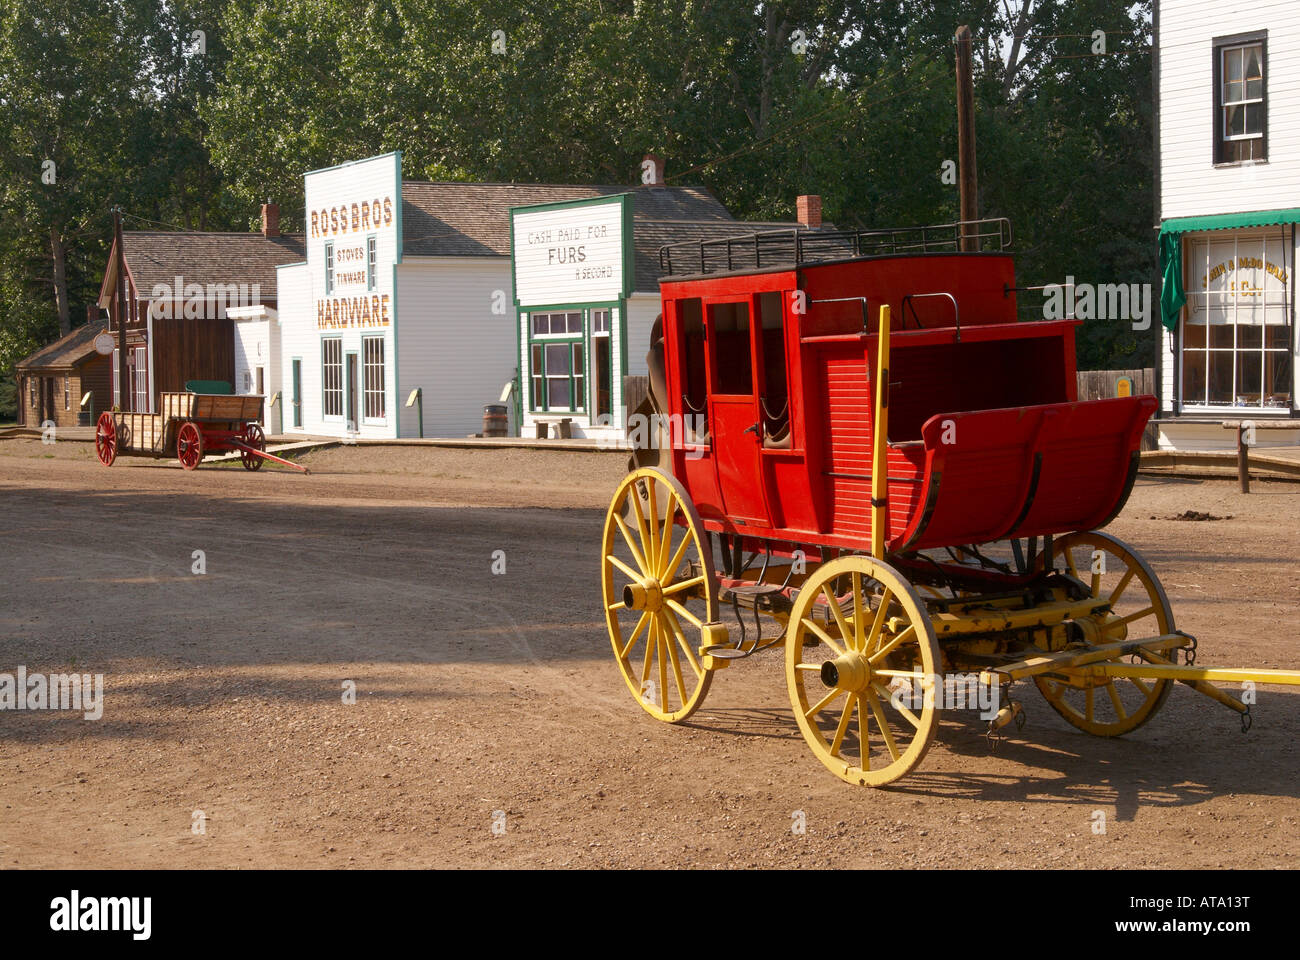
[600, 218, 1300, 787]
[95, 390, 306, 472]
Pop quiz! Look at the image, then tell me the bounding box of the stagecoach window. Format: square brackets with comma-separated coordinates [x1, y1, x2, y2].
[757, 292, 789, 429]
[363, 336, 385, 419]
[709, 301, 753, 395]
[322, 338, 343, 417]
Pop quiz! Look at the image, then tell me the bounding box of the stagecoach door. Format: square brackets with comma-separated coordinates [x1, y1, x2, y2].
[706, 299, 771, 527]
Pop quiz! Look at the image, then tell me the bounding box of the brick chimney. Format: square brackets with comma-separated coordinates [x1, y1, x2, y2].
[641, 153, 665, 186]
[796, 194, 822, 230]
[261, 201, 280, 238]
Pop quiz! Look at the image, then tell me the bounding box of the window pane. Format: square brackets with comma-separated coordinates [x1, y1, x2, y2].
[1209, 324, 1234, 349]
[1245, 47, 1262, 81]
[1246, 77, 1262, 99]
[572, 343, 583, 376]
[1207, 351, 1234, 404]
[1183, 350, 1207, 404]
[546, 343, 570, 374]
[1266, 325, 1291, 349]
[568, 313, 583, 334]
[1226, 48, 1242, 82]
[1184, 322, 1207, 348]
[1265, 352, 1290, 405]
[1246, 104, 1263, 135]
[547, 378, 569, 407]
[1235, 351, 1262, 403]
[1226, 80, 1243, 104]
[532, 314, 549, 335]
[1226, 105, 1244, 136]
[1238, 324, 1263, 348]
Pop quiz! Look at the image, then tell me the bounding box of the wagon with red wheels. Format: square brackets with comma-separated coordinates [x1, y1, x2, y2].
[94, 390, 307, 473]
[601, 217, 1300, 788]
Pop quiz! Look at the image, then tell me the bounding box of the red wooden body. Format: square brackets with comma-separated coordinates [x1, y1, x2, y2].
[656, 252, 1154, 554]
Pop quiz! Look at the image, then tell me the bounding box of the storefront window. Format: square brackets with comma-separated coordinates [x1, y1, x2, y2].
[527, 311, 587, 411]
[1182, 234, 1292, 409]
[322, 338, 343, 417]
[363, 336, 385, 419]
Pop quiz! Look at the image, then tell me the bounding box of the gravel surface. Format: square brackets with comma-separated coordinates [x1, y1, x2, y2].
[1, 439, 1297, 868]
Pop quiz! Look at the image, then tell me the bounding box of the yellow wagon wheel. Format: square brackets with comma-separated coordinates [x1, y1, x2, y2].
[786, 555, 941, 787]
[601, 467, 717, 723]
[1035, 531, 1175, 736]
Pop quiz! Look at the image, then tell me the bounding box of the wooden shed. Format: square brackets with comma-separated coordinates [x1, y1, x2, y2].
[14, 322, 112, 428]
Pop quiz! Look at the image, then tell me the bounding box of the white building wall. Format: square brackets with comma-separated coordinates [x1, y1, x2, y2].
[277, 262, 316, 435]
[1160, 1, 1300, 219]
[395, 257, 517, 437]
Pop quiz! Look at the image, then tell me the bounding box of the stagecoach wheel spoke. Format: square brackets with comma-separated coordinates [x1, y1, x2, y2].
[786, 555, 940, 787]
[1034, 531, 1176, 737]
[602, 468, 716, 723]
[95, 413, 117, 466]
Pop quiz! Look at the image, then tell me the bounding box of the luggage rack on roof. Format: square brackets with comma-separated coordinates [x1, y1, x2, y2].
[658, 216, 1012, 277]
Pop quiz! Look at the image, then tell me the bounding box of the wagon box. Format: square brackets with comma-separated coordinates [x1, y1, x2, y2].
[599, 217, 1300, 788]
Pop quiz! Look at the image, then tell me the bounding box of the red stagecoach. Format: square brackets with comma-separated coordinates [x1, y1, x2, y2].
[600, 218, 1295, 787]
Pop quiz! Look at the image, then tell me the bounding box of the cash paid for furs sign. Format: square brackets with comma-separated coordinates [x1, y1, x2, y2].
[511, 194, 633, 308]
[304, 152, 401, 330]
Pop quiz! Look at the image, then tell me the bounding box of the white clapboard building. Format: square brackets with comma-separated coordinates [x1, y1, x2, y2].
[276, 151, 817, 439]
[1156, 0, 1300, 449]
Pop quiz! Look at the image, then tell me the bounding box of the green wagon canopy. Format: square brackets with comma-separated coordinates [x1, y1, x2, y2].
[1159, 207, 1300, 332]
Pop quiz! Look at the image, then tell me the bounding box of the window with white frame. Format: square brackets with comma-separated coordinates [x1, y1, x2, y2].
[367, 236, 377, 291]
[133, 346, 148, 411]
[1182, 233, 1292, 409]
[64, 376, 70, 411]
[1215, 36, 1266, 163]
[363, 335, 385, 419]
[322, 337, 343, 417]
[112, 349, 120, 407]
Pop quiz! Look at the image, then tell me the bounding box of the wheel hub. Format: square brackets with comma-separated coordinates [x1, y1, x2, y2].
[820, 652, 870, 692]
[623, 578, 664, 613]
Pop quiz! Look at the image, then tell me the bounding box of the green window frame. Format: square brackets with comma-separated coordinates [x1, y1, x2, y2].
[528, 311, 586, 413]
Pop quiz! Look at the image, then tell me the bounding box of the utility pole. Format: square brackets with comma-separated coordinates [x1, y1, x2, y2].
[112, 207, 130, 411]
[955, 25, 979, 251]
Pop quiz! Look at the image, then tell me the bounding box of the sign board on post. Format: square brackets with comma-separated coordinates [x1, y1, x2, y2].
[93, 333, 115, 356]
[510, 194, 634, 307]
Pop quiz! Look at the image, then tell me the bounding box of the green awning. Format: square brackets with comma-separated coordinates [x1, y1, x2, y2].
[1159, 208, 1300, 332]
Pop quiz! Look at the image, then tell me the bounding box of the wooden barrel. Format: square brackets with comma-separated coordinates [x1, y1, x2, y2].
[483, 403, 508, 437]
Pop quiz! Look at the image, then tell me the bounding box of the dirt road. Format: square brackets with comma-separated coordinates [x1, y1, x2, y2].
[1, 439, 1297, 868]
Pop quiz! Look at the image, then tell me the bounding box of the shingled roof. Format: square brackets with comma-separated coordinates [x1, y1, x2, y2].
[400, 182, 767, 291]
[16, 323, 107, 371]
[100, 232, 306, 306]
